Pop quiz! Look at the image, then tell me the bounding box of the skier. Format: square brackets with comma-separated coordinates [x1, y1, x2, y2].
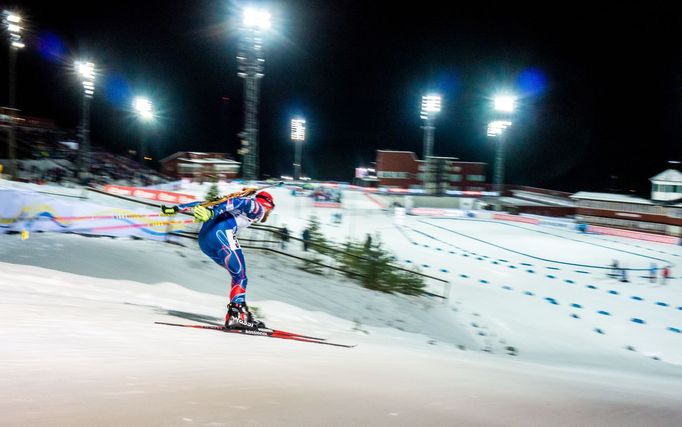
[661, 266, 671, 284]
[161, 189, 275, 330]
[302, 227, 311, 251]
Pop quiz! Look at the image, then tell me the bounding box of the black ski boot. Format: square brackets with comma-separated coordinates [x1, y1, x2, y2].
[225, 302, 267, 330]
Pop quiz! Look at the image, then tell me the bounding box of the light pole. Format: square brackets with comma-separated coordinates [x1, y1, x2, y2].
[76, 61, 95, 177]
[420, 94, 441, 193]
[237, 7, 270, 180]
[4, 11, 24, 179]
[133, 97, 154, 163]
[489, 95, 516, 195]
[291, 118, 305, 180]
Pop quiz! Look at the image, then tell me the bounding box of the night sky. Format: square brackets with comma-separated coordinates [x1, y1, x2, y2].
[3, 1, 681, 194]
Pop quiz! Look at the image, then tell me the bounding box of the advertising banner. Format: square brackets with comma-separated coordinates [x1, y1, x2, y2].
[103, 185, 196, 204]
[0, 188, 194, 241]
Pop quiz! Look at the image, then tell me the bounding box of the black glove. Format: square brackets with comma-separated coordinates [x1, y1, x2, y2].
[161, 205, 179, 215]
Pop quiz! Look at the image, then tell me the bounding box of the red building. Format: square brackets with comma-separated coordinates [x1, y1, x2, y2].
[375, 150, 487, 192]
[160, 152, 240, 181]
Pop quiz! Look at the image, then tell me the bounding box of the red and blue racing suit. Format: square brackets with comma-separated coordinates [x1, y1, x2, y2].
[178, 197, 265, 305]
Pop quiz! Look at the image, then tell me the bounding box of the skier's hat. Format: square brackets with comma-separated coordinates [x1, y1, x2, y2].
[255, 191, 275, 209]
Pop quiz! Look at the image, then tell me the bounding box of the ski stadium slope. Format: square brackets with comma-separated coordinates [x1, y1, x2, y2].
[1, 179, 681, 426]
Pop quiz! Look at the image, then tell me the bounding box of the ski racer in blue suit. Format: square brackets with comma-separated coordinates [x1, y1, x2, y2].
[162, 190, 275, 329]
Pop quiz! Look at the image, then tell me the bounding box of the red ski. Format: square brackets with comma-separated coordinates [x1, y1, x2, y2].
[154, 322, 356, 348]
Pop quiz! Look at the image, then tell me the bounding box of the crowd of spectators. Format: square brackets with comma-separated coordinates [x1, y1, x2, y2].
[5, 139, 171, 187]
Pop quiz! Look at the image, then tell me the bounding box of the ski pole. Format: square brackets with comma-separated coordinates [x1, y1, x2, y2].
[20, 218, 196, 239]
[68, 218, 196, 233]
[2, 212, 170, 224]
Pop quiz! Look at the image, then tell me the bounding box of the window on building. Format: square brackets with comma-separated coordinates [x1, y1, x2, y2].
[378, 171, 409, 179]
[467, 174, 485, 182]
[449, 174, 462, 182]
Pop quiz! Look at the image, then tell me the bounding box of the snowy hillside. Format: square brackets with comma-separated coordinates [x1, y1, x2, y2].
[1, 180, 682, 426]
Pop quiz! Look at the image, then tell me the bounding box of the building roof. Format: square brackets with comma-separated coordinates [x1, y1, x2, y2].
[570, 191, 654, 205]
[497, 197, 547, 207]
[177, 157, 240, 165]
[377, 150, 420, 161]
[649, 169, 682, 183]
[425, 156, 460, 161]
[160, 151, 235, 164]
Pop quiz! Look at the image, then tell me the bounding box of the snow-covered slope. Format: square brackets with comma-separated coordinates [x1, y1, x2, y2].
[2, 254, 682, 427]
[2, 180, 682, 425]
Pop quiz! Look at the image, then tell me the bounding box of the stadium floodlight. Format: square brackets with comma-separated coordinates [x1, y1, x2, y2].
[134, 97, 154, 121]
[3, 11, 25, 178]
[490, 94, 517, 195]
[420, 94, 442, 120]
[5, 12, 24, 49]
[291, 118, 306, 180]
[75, 61, 97, 177]
[494, 95, 516, 113]
[487, 120, 512, 137]
[420, 94, 442, 193]
[133, 97, 154, 162]
[243, 8, 271, 29]
[238, 7, 271, 180]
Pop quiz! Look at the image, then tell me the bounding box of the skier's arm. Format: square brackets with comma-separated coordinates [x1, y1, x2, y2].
[211, 197, 258, 217]
[160, 200, 203, 215]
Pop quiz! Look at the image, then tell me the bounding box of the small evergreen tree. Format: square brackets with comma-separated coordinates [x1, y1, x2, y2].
[335, 235, 426, 295]
[307, 216, 332, 255]
[205, 182, 220, 201]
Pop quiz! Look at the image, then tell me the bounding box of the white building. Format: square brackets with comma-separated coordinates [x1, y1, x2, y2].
[650, 169, 682, 202]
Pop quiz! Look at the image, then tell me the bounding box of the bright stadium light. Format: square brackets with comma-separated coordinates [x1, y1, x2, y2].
[75, 61, 97, 177]
[243, 8, 271, 29]
[238, 7, 271, 180]
[494, 95, 516, 113]
[420, 94, 442, 194]
[133, 97, 154, 163]
[420, 94, 442, 120]
[291, 118, 306, 180]
[490, 94, 517, 195]
[487, 120, 512, 136]
[4, 10, 25, 178]
[291, 118, 305, 141]
[134, 97, 154, 121]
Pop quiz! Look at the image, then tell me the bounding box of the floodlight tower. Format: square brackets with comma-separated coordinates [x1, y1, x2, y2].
[237, 7, 271, 180]
[420, 94, 442, 192]
[490, 95, 516, 195]
[4, 11, 24, 179]
[291, 118, 306, 180]
[76, 61, 96, 175]
[133, 97, 154, 163]
[420, 94, 442, 159]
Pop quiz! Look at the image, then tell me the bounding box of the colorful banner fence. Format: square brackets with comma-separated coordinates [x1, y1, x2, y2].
[103, 185, 197, 204]
[0, 188, 195, 241]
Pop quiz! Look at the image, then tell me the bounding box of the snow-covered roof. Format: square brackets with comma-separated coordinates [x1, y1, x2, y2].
[649, 169, 682, 183]
[177, 158, 240, 165]
[160, 152, 228, 163]
[498, 197, 546, 206]
[570, 191, 653, 205]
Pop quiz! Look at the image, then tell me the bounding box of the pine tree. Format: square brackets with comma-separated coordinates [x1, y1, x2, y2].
[335, 235, 426, 295]
[307, 216, 331, 255]
[205, 182, 220, 201]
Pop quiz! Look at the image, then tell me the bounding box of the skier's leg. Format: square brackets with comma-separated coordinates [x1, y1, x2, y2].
[198, 224, 248, 302]
[223, 244, 248, 304]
